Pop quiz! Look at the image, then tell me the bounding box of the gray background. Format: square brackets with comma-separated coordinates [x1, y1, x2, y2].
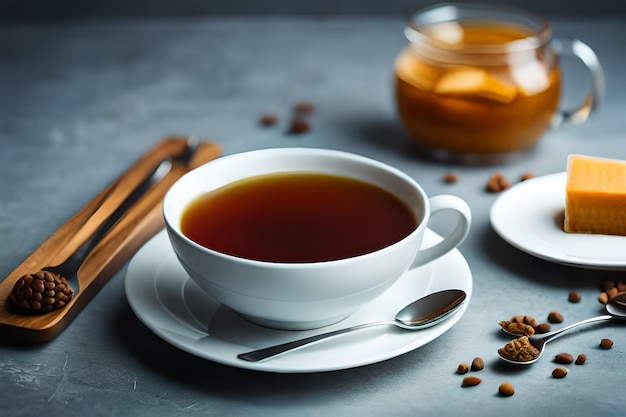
[2, 0, 626, 20]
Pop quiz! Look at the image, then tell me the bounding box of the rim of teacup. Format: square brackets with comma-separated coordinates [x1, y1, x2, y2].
[163, 147, 429, 268]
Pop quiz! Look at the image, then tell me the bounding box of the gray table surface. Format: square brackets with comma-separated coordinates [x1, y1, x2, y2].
[2, 16, 626, 417]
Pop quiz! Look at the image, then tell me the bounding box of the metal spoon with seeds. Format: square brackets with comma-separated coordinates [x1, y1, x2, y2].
[498, 292, 626, 365]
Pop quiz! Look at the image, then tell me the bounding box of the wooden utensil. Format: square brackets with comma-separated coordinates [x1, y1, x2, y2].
[0, 137, 221, 342]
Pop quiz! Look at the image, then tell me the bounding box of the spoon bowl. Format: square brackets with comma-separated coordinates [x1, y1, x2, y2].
[238, 289, 466, 362]
[498, 292, 626, 365]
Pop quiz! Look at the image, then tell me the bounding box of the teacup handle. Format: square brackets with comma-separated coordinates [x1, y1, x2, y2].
[410, 195, 472, 269]
[551, 38, 605, 126]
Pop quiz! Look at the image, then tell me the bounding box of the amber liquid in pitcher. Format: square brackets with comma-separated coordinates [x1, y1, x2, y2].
[181, 172, 417, 263]
[395, 22, 561, 154]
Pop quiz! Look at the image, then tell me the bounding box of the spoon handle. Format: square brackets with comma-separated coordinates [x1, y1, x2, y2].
[238, 321, 392, 362]
[540, 314, 613, 344]
[0, 138, 222, 342]
[50, 159, 174, 283]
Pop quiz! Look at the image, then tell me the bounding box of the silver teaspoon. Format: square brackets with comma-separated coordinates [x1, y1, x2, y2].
[237, 289, 466, 362]
[498, 292, 626, 365]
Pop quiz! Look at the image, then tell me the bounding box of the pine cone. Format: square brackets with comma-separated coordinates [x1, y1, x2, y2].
[9, 270, 74, 315]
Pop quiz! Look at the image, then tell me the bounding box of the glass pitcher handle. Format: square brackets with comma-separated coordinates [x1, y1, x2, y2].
[551, 38, 605, 127]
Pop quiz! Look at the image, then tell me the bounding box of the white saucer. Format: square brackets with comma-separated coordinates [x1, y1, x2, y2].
[490, 172, 626, 270]
[124, 229, 472, 373]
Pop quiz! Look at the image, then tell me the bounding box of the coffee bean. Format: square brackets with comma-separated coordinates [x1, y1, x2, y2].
[552, 367, 568, 378]
[554, 353, 574, 364]
[462, 376, 482, 387]
[471, 357, 485, 371]
[600, 338, 614, 349]
[498, 382, 515, 397]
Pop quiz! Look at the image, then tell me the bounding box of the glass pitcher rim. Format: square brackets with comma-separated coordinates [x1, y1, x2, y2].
[405, 2, 552, 54]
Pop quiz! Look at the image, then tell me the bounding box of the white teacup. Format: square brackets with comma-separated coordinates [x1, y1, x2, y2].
[163, 148, 471, 330]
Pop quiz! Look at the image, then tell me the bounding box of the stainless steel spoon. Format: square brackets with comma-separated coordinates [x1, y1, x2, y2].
[237, 289, 467, 362]
[498, 292, 626, 365]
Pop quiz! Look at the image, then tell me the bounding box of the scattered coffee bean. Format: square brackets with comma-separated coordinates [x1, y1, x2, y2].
[547, 311, 564, 323]
[289, 118, 310, 134]
[575, 353, 587, 365]
[258, 101, 315, 135]
[486, 172, 511, 193]
[600, 338, 614, 349]
[534, 323, 551, 334]
[554, 352, 574, 364]
[457, 362, 469, 374]
[498, 382, 515, 397]
[597, 280, 626, 305]
[568, 291, 581, 303]
[552, 367, 568, 378]
[444, 173, 459, 183]
[471, 357, 485, 371]
[462, 376, 482, 387]
[259, 113, 278, 126]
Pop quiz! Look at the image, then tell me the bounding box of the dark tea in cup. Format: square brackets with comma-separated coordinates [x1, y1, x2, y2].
[181, 172, 418, 263]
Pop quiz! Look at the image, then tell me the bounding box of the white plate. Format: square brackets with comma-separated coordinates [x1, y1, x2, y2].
[490, 172, 626, 270]
[124, 229, 472, 373]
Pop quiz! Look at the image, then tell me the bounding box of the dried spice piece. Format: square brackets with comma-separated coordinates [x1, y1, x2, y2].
[575, 353, 587, 365]
[534, 323, 551, 334]
[498, 382, 515, 397]
[498, 336, 540, 362]
[259, 113, 278, 126]
[499, 320, 535, 336]
[568, 291, 581, 303]
[597, 280, 625, 304]
[461, 376, 482, 387]
[457, 362, 469, 374]
[289, 118, 311, 134]
[520, 172, 535, 181]
[510, 314, 537, 327]
[547, 311, 564, 323]
[471, 357, 485, 371]
[443, 172, 459, 183]
[554, 352, 574, 364]
[552, 367, 568, 378]
[600, 338, 614, 349]
[486, 172, 511, 192]
[607, 287, 619, 299]
[9, 270, 74, 314]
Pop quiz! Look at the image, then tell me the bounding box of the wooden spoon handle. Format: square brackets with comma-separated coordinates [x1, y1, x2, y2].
[0, 137, 221, 342]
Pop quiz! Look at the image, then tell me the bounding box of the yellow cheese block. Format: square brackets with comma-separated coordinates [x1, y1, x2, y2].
[564, 154, 626, 235]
